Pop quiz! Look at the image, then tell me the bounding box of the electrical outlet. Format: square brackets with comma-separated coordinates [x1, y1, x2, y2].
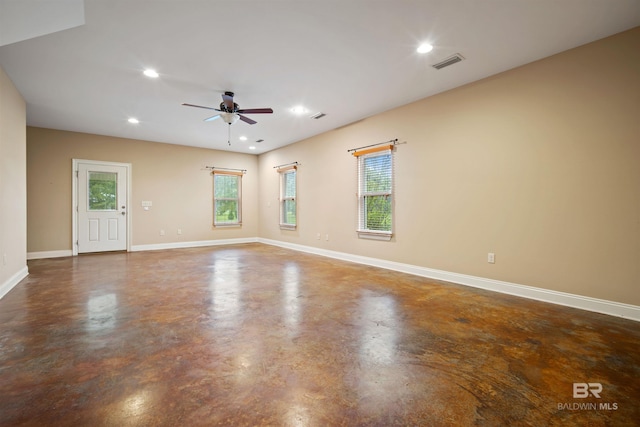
[325, 234, 329, 241]
[160, 229, 165, 236]
[316, 233, 321, 240]
[177, 228, 182, 235]
[488, 252, 495, 264]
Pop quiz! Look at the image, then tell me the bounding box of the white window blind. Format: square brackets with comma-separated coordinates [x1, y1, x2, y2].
[213, 171, 242, 227]
[278, 166, 297, 229]
[356, 146, 393, 240]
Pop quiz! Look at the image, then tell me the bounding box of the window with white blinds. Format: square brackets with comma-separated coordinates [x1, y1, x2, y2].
[213, 171, 242, 227]
[278, 166, 297, 229]
[356, 147, 393, 240]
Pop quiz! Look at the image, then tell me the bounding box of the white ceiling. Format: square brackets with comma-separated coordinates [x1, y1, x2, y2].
[1, 0, 639, 154]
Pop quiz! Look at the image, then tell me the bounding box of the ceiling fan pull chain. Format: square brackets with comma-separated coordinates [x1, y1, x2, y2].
[228, 124, 231, 146]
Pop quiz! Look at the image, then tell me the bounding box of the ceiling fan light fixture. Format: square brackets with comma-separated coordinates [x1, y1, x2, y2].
[221, 113, 240, 125]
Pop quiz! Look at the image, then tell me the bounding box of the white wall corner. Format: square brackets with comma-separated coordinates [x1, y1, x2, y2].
[0, 266, 28, 300]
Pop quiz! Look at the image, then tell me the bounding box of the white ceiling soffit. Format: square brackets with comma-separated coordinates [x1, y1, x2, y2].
[0, 0, 85, 47]
[0, 1, 638, 155]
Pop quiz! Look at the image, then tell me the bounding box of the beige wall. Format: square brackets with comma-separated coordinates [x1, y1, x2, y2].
[27, 128, 259, 252]
[0, 65, 27, 287]
[258, 28, 640, 306]
[24, 28, 639, 306]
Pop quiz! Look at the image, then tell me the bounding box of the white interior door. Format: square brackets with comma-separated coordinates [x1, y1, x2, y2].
[77, 162, 128, 253]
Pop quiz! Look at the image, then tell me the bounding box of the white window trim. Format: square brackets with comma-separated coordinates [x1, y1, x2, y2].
[213, 171, 242, 228]
[279, 166, 297, 230]
[357, 230, 393, 241]
[356, 148, 394, 240]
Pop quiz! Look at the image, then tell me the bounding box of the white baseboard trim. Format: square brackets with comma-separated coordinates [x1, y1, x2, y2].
[131, 237, 259, 252]
[0, 266, 29, 300]
[27, 250, 73, 260]
[258, 238, 640, 322]
[27, 239, 259, 259]
[22, 238, 640, 322]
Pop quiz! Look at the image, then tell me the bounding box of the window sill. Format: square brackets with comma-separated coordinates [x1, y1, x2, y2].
[280, 224, 297, 231]
[214, 223, 242, 228]
[357, 230, 392, 241]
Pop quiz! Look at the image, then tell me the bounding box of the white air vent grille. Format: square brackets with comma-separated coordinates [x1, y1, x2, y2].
[310, 112, 326, 119]
[431, 53, 465, 70]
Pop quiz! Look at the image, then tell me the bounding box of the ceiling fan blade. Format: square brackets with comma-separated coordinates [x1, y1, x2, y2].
[221, 92, 234, 111]
[238, 114, 257, 125]
[204, 114, 221, 122]
[182, 103, 221, 112]
[237, 108, 273, 114]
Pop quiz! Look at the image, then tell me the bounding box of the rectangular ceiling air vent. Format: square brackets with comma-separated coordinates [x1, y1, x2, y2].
[310, 112, 326, 119]
[431, 53, 465, 70]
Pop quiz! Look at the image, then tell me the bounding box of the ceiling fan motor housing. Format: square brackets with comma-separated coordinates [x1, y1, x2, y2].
[219, 101, 239, 113]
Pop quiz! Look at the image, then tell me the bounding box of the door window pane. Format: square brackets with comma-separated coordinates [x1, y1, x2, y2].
[88, 172, 117, 210]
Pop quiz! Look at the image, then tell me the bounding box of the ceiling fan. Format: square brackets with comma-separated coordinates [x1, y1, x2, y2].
[182, 91, 273, 125]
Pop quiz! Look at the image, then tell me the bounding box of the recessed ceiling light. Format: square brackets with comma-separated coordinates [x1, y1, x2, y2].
[248, 146, 256, 150]
[143, 69, 159, 78]
[239, 136, 248, 141]
[417, 43, 434, 54]
[291, 105, 308, 115]
[128, 118, 139, 124]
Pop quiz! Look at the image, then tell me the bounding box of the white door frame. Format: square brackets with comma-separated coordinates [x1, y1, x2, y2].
[72, 159, 132, 256]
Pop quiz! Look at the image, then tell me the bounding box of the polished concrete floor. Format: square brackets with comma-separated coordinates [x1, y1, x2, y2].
[1, 244, 639, 426]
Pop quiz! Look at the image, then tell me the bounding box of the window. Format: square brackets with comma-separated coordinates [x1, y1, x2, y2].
[88, 172, 117, 210]
[356, 147, 393, 240]
[279, 166, 297, 229]
[213, 171, 242, 227]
